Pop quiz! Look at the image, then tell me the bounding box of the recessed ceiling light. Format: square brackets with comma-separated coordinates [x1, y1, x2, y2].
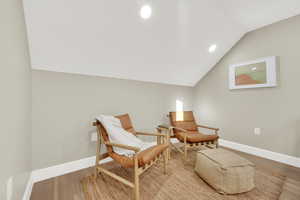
[208, 44, 217, 53]
[140, 5, 152, 19]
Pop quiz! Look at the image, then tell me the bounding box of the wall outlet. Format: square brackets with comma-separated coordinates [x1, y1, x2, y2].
[91, 132, 98, 142]
[254, 128, 261, 135]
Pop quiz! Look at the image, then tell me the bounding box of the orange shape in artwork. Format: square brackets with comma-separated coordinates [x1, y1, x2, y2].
[235, 74, 261, 85]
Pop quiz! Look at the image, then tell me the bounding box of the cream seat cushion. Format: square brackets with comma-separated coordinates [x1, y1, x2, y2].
[96, 115, 156, 156]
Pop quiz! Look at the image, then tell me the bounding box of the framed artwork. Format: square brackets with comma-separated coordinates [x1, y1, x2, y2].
[229, 56, 277, 90]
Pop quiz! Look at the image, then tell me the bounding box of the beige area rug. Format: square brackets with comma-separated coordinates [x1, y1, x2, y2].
[81, 152, 285, 200]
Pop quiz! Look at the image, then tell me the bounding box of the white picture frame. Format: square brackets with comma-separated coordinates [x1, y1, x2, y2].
[229, 56, 277, 90]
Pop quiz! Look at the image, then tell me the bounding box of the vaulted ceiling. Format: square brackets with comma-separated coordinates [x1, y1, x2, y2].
[23, 0, 300, 86]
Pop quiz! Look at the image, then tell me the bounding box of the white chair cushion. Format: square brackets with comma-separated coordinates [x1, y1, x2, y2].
[96, 115, 144, 156]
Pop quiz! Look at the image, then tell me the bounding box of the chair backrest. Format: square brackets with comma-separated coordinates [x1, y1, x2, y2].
[169, 111, 198, 133]
[115, 114, 136, 135]
[94, 113, 136, 154]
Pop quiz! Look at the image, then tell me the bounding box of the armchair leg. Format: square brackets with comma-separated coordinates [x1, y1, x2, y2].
[163, 151, 167, 174]
[94, 165, 99, 178]
[215, 140, 219, 148]
[183, 132, 188, 163]
[184, 145, 187, 162]
[166, 146, 171, 161]
[134, 155, 140, 200]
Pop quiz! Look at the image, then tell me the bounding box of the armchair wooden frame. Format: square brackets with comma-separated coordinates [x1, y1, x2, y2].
[93, 121, 168, 200]
[158, 125, 219, 161]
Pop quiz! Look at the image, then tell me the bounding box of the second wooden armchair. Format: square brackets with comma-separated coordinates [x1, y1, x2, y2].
[158, 111, 219, 161]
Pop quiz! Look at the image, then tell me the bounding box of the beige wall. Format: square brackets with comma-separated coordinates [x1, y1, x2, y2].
[193, 15, 300, 157]
[0, 0, 32, 199]
[32, 70, 193, 169]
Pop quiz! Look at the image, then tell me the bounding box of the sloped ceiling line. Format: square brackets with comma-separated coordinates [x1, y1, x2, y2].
[23, 0, 300, 86]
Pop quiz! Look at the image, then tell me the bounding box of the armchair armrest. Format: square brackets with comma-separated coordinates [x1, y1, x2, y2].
[157, 124, 170, 130]
[170, 126, 188, 132]
[197, 124, 219, 131]
[104, 142, 140, 153]
[136, 132, 165, 137]
[197, 125, 219, 136]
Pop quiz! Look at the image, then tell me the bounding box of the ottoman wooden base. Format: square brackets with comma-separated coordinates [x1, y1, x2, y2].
[195, 149, 255, 194]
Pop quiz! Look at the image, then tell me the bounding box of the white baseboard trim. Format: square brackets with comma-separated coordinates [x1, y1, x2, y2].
[31, 156, 112, 183]
[219, 139, 300, 168]
[23, 139, 300, 199]
[23, 155, 112, 200]
[22, 173, 33, 200]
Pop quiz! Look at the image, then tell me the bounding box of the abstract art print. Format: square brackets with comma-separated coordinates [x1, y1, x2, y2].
[229, 56, 277, 89]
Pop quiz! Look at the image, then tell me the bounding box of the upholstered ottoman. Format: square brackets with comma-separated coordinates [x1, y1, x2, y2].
[195, 149, 255, 194]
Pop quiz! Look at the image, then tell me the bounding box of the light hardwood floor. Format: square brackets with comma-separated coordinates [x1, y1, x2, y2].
[30, 148, 300, 200]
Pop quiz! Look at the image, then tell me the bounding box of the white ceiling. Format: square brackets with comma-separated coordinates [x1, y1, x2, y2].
[23, 0, 300, 86]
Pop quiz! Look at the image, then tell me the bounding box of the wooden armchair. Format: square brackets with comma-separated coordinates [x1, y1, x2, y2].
[158, 111, 219, 161]
[93, 114, 169, 200]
